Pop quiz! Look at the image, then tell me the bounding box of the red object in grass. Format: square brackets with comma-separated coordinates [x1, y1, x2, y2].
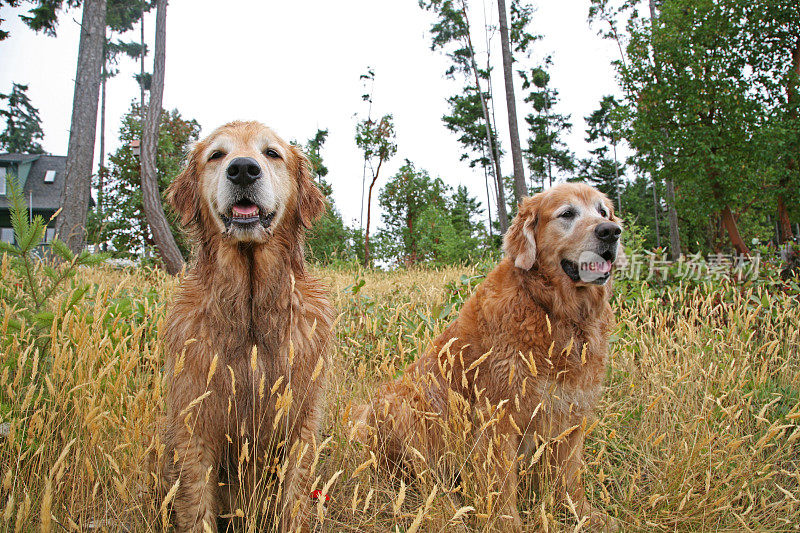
[309, 490, 330, 502]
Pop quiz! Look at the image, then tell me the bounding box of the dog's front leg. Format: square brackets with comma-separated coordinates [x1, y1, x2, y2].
[279, 412, 319, 533]
[474, 421, 523, 532]
[169, 420, 224, 533]
[550, 429, 616, 530]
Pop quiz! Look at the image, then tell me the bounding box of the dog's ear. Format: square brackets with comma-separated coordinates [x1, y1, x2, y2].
[504, 197, 539, 270]
[167, 143, 202, 230]
[292, 146, 327, 229]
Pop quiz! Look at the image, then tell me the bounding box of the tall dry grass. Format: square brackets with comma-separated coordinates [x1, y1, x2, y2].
[1, 261, 799, 531]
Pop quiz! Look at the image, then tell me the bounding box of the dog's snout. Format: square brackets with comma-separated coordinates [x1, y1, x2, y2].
[594, 222, 621, 243]
[226, 157, 262, 186]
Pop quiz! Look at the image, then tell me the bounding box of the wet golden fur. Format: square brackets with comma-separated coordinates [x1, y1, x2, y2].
[356, 183, 621, 530]
[159, 121, 333, 532]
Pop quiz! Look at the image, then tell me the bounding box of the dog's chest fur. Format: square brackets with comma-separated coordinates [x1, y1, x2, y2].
[163, 244, 332, 450]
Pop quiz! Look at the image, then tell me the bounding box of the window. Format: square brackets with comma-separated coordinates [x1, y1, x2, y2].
[0, 167, 6, 195]
[44, 170, 56, 183]
[0, 228, 13, 244]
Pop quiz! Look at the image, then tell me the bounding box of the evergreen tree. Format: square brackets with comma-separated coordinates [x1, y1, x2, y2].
[377, 162, 486, 266]
[521, 59, 575, 189]
[419, 0, 509, 232]
[378, 160, 448, 265]
[0, 83, 45, 154]
[584, 95, 624, 210]
[300, 129, 354, 264]
[96, 104, 199, 258]
[449, 183, 485, 249]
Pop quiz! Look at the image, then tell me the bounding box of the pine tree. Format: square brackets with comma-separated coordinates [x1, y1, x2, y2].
[584, 95, 624, 210]
[98, 104, 199, 257]
[301, 129, 353, 264]
[521, 60, 575, 189]
[0, 83, 45, 154]
[419, 0, 509, 232]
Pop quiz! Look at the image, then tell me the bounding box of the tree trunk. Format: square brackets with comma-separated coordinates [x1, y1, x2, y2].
[98, 43, 107, 250]
[612, 141, 622, 212]
[55, 0, 107, 254]
[460, 1, 509, 233]
[648, 0, 682, 260]
[483, 162, 493, 237]
[497, 0, 526, 205]
[140, 13, 145, 118]
[721, 205, 750, 256]
[664, 178, 681, 259]
[363, 158, 383, 268]
[651, 175, 661, 248]
[777, 195, 793, 243]
[141, 0, 184, 274]
[777, 36, 800, 244]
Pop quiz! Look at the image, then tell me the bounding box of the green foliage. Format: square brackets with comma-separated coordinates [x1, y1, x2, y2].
[5, 0, 151, 38]
[0, 82, 45, 154]
[520, 58, 575, 189]
[617, 175, 664, 250]
[355, 114, 397, 165]
[509, 0, 537, 55]
[596, 0, 800, 253]
[376, 161, 486, 266]
[0, 173, 105, 336]
[106, 0, 151, 33]
[93, 103, 200, 257]
[443, 87, 500, 169]
[306, 177, 357, 265]
[305, 128, 329, 180]
[298, 128, 358, 266]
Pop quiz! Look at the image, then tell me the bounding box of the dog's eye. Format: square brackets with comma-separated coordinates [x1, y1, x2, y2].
[264, 148, 280, 159]
[559, 209, 576, 219]
[208, 151, 226, 161]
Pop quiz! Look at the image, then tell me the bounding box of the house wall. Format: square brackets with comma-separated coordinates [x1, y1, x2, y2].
[0, 209, 57, 244]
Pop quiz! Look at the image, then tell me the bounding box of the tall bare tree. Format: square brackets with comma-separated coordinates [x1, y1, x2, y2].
[497, 0, 526, 204]
[55, 0, 107, 253]
[355, 114, 397, 268]
[141, 0, 184, 274]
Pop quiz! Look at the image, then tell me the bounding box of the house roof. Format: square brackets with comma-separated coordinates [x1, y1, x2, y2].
[0, 153, 40, 164]
[0, 154, 67, 211]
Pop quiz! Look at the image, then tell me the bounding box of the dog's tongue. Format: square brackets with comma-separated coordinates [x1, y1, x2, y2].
[584, 261, 612, 274]
[232, 204, 259, 217]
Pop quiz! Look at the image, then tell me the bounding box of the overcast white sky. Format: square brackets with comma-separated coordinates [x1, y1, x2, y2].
[0, 0, 624, 231]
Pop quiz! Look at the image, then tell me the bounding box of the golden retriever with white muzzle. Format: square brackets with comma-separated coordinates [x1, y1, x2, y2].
[355, 183, 622, 530]
[158, 121, 333, 533]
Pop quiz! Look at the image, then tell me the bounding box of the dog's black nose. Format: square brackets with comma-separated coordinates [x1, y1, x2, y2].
[595, 222, 621, 243]
[226, 157, 262, 186]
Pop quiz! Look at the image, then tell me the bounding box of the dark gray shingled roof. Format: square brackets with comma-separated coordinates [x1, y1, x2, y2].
[0, 153, 67, 211]
[0, 153, 40, 163]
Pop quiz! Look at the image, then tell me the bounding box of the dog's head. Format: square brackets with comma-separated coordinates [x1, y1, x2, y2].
[167, 121, 326, 244]
[504, 183, 622, 286]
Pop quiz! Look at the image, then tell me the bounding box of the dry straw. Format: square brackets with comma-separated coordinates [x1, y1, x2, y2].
[0, 263, 798, 531]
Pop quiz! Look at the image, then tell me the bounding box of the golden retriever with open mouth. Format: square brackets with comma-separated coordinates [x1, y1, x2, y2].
[355, 183, 622, 530]
[158, 121, 333, 533]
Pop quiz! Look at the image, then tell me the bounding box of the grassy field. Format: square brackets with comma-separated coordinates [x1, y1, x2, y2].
[1, 261, 799, 532]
